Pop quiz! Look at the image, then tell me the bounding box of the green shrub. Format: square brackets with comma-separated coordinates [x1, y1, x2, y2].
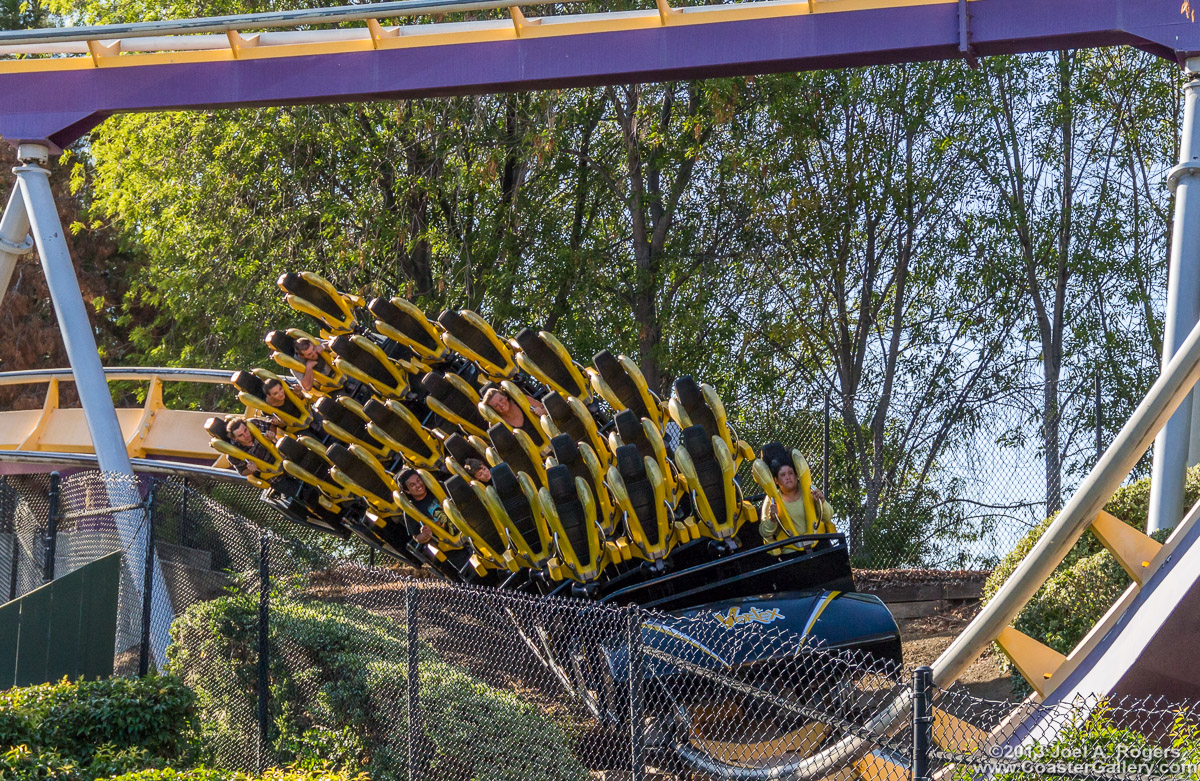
[0, 675, 198, 780]
[983, 467, 1196, 690]
[167, 580, 586, 781]
[103, 762, 368, 780]
[952, 704, 1200, 780]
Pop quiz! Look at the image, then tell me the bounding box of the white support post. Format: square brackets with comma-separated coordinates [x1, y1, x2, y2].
[1188, 383, 1200, 468]
[0, 183, 32, 306]
[1149, 59, 1200, 534]
[12, 143, 171, 667]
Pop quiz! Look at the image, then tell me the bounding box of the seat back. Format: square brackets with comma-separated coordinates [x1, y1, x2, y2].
[445, 432, 485, 465]
[421, 372, 489, 437]
[204, 416, 230, 441]
[550, 433, 614, 534]
[611, 409, 678, 498]
[674, 424, 742, 541]
[512, 328, 589, 399]
[363, 399, 441, 468]
[437, 309, 518, 380]
[550, 434, 588, 484]
[329, 335, 408, 397]
[542, 391, 609, 464]
[278, 436, 340, 493]
[231, 370, 265, 399]
[490, 463, 549, 563]
[671, 375, 735, 454]
[314, 397, 388, 455]
[445, 474, 506, 556]
[278, 271, 357, 334]
[326, 443, 395, 508]
[278, 437, 323, 475]
[615, 444, 663, 550]
[590, 350, 661, 428]
[488, 423, 544, 485]
[265, 330, 297, 358]
[614, 410, 656, 462]
[547, 465, 590, 567]
[683, 424, 726, 516]
[672, 376, 719, 439]
[541, 464, 605, 581]
[369, 297, 447, 361]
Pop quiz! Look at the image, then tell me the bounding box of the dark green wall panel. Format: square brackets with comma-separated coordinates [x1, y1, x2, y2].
[15, 586, 51, 687]
[0, 601, 18, 689]
[78, 552, 119, 680]
[1, 551, 120, 688]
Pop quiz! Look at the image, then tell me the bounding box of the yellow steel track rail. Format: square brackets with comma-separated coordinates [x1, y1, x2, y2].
[0, 367, 234, 462]
[0, 0, 970, 74]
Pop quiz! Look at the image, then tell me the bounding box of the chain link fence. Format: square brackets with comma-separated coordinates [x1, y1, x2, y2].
[741, 378, 1124, 573]
[2, 468, 1195, 780]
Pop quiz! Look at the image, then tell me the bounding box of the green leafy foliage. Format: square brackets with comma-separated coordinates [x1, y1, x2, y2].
[41, 0, 1184, 568]
[167, 580, 586, 781]
[0, 675, 199, 780]
[952, 705, 1200, 780]
[104, 763, 369, 780]
[982, 467, 1198, 687]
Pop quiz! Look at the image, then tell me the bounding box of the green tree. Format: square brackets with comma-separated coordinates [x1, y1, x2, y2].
[725, 61, 1021, 561]
[966, 48, 1177, 513]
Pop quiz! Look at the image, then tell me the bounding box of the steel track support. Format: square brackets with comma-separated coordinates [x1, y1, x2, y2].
[11, 143, 171, 666]
[1151, 59, 1200, 533]
[0, 183, 32, 307]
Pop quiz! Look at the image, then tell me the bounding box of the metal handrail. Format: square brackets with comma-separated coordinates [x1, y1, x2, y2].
[0, 367, 233, 386]
[0, 0, 575, 46]
[0, 450, 243, 481]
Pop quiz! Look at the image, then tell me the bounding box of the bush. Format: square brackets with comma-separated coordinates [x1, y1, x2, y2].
[104, 763, 368, 780]
[167, 580, 586, 781]
[983, 467, 1196, 689]
[0, 675, 198, 780]
[952, 704, 1200, 780]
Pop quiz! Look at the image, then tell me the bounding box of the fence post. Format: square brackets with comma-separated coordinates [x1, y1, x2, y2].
[179, 478, 190, 549]
[6, 477, 17, 601]
[257, 533, 270, 773]
[406, 585, 423, 780]
[138, 485, 157, 677]
[912, 666, 933, 781]
[7, 529, 16, 601]
[822, 390, 831, 499]
[628, 606, 646, 781]
[42, 471, 60, 583]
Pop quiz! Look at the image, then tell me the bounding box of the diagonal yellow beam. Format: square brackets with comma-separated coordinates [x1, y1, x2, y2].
[1090, 510, 1163, 586]
[996, 626, 1066, 697]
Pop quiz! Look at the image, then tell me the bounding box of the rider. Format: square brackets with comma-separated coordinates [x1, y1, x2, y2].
[482, 385, 546, 436]
[399, 468, 442, 545]
[759, 458, 833, 543]
[290, 336, 329, 393]
[463, 457, 492, 485]
[224, 415, 276, 477]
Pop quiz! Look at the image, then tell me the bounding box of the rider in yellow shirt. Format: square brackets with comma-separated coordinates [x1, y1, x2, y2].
[759, 459, 834, 542]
